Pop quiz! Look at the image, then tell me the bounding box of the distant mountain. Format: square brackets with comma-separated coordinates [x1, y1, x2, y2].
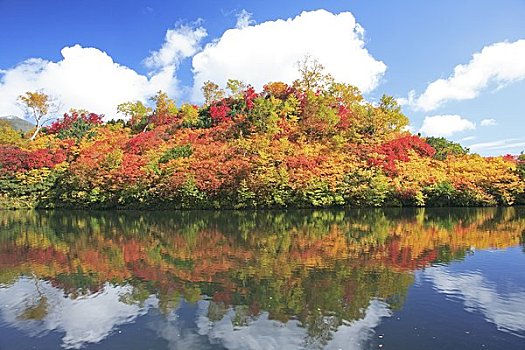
[0, 115, 34, 131]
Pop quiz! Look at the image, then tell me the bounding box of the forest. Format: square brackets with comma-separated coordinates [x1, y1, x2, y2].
[1, 62, 524, 209]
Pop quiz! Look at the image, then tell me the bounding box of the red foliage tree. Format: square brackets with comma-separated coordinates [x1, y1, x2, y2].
[125, 130, 165, 155]
[47, 112, 103, 134]
[209, 103, 232, 125]
[369, 135, 436, 175]
[0, 146, 67, 174]
[243, 86, 258, 110]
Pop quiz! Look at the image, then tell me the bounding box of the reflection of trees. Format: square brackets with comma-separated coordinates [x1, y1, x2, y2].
[521, 230, 525, 253]
[0, 207, 523, 341]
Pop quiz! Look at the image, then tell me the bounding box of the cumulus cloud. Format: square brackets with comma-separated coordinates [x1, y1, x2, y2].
[0, 25, 205, 120]
[419, 114, 476, 137]
[1, 10, 384, 118]
[191, 9, 386, 101]
[0, 46, 158, 119]
[480, 118, 497, 126]
[409, 39, 525, 111]
[144, 24, 207, 70]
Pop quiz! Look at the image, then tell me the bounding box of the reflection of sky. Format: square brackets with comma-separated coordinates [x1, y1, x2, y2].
[425, 266, 525, 336]
[195, 299, 391, 350]
[0, 278, 155, 349]
[325, 300, 391, 350]
[150, 308, 214, 350]
[0, 277, 393, 350]
[4, 266, 524, 349]
[196, 300, 305, 349]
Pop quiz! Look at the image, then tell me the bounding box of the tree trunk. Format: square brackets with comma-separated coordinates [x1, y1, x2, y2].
[30, 124, 41, 141]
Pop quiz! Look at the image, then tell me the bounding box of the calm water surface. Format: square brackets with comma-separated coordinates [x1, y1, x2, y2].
[0, 208, 524, 350]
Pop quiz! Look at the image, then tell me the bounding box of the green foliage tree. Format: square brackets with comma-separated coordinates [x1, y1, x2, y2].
[376, 94, 409, 133]
[226, 79, 247, 98]
[117, 101, 152, 131]
[158, 145, 193, 164]
[425, 137, 469, 160]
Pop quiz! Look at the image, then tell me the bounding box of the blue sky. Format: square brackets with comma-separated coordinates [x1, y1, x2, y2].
[0, 0, 524, 155]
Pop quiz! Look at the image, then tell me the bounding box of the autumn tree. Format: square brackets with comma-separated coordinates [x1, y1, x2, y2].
[46, 112, 103, 140]
[179, 104, 200, 127]
[376, 95, 409, 133]
[3, 73, 525, 209]
[17, 91, 60, 140]
[0, 121, 23, 146]
[117, 93, 177, 132]
[518, 152, 525, 177]
[151, 91, 177, 116]
[226, 79, 247, 98]
[117, 101, 152, 131]
[202, 81, 225, 105]
[295, 55, 333, 92]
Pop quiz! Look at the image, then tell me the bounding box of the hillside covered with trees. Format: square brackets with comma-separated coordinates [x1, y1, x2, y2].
[1, 62, 524, 209]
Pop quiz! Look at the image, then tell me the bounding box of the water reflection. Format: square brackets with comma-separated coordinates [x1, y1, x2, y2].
[0, 278, 154, 349]
[425, 265, 525, 337]
[193, 299, 393, 350]
[0, 208, 524, 349]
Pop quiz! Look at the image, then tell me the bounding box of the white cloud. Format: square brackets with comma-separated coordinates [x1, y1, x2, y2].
[403, 125, 416, 133]
[396, 90, 415, 107]
[0, 25, 205, 120]
[411, 39, 525, 111]
[480, 118, 497, 126]
[419, 114, 476, 137]
[0, 46, 167, 120]
[191, 9, 386, 101]
[469, 138, 525, 153]
[144, 24, 207, 70]
[235, 9, 255, 29]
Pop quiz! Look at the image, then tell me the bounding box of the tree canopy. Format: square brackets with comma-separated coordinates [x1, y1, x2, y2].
[1, 66, 523, 209]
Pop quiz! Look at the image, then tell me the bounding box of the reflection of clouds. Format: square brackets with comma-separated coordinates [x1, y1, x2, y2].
[425, 266, 525, 336]
[195, 299, 391, 350]
[0, 280, 394, 349]
[196, 300, 305, 350]
[152, 311, 212, 350]
[0, 278, 155, 349]
[325, 299, 391, 349]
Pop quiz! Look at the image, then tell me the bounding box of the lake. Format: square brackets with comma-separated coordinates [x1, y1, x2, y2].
[0, 208, 524, 349]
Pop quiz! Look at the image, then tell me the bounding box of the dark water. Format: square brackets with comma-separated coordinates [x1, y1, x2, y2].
[0, 208, 524, 350]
